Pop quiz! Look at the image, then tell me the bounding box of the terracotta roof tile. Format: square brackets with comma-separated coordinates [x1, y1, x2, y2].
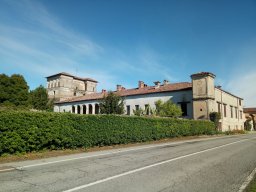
[244, 108, 256, 113]
[56, 82, 192, 104]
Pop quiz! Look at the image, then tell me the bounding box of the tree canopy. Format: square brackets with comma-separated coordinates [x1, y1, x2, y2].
[0, 73, 52, 111]
[99, 92, 124, 114]
[30, 85, 53, 111]
[0, 74, 29, 107]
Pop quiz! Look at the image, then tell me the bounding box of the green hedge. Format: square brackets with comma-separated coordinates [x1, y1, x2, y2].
[0, 111, 215, 156]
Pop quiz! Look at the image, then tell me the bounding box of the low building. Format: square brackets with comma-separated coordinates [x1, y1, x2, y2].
[51, 72, 245, 131]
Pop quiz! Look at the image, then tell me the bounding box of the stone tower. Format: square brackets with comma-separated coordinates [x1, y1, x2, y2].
[46, 72, 98, 100]
[191, 72, 216, 120]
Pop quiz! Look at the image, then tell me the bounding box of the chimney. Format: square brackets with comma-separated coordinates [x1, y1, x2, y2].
[122, 87, 126, 90]
[154, 81, 161, 88]
[116, 84, 122, 91]
[163, 80, 170, 85]
[101, 89, 106, 93]
[138, 81, 145, 89]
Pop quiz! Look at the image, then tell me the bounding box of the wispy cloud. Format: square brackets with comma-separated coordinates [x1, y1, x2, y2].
[0, 0, 112, 89]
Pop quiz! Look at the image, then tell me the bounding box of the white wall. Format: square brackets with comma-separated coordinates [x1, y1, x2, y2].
[54, 90, 193, 118]
[214, 88, 245, 131]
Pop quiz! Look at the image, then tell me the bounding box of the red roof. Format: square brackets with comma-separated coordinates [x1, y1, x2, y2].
[56, 82, 192, 104]
[244, 108, 256, 113]
[46, 72, 98, 83]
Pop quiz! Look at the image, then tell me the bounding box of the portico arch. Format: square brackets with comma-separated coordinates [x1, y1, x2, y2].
[89, 104, 93, 114]
[95, 104, 100, 114]
[82, 105, 86, 114]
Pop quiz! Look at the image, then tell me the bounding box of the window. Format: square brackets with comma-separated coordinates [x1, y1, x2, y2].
[240, 111, 242, 119]
[235, 107, 238, 119]
[239, 99, 241, 106]
[135, 105, 139, 111]
[217, 102, 221, 114]
[180, 102, 188, 116]
[230, 106, 233, 118]
[145, 104, 150, 115]
[126, 105, 130, 115]
[223, 104, 227, 117]
[72, 106, 75, 113]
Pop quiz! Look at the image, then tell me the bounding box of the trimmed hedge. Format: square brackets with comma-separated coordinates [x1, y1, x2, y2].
[0, 111, 215, 156]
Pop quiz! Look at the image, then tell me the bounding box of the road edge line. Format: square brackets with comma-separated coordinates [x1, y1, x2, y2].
[238, 166, 256, 192]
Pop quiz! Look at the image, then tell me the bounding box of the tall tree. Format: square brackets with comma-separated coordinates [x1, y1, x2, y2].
[30, 85, 52, 111]
[99, 92, 124, 114]
[0, 74, 29, 107]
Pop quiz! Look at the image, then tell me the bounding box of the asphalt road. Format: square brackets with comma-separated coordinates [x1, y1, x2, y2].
[1, 133, 256, 192]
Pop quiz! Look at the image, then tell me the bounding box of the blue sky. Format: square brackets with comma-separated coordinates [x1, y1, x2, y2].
[0, 0, 256, 106]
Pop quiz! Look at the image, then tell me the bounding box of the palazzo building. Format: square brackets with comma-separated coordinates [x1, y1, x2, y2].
[48, 72, 245, 131]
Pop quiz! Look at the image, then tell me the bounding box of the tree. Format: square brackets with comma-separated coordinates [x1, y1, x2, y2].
[99, 92, 124, 114]
[209, 112, 221, 130]
[155, 99, 182, 118]
[0, 74, 29, 107]
[30, 85, 53, 111]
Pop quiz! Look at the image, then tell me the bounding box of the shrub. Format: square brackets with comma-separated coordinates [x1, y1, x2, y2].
[0, 111, 215, 156]
[224, 129, 246, 135]
[209, 112, 221, 130]
[155, 100, 182, 117]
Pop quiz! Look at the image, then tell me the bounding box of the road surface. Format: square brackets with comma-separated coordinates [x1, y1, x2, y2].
[1, 133, 256, 192]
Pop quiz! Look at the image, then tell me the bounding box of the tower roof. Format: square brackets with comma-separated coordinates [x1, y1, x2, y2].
[46, 72, 98, 83]
[191, 72, 216, 78]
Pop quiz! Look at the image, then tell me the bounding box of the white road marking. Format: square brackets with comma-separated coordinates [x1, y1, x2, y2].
[0, 167, 15, 172]
[0, 134, 249, 172]
[13, 135, 232, 170]
[62, 136, 256, 192]
[238, 166, 256, 192]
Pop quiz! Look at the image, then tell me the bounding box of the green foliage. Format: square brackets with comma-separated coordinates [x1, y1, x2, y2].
[0, 74, 29, 107]
[99, 92, 124, 114]
[155, 100, 182, 117]
[224, 129, 246, 135]
[133, 107, 145, 116]
[0, 111, 216, 156]
[244, 119, 252, 131]
[209, 112, 221, 130]
[30, 85, 52, 111]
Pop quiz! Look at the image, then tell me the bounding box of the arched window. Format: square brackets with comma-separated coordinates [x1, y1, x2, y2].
[72, 106, 75, 113]
[82, 105, 86, 114]
[89, 104, 93, 114]
[77, 105, 81, 114]
[95, 104, 100, 114]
